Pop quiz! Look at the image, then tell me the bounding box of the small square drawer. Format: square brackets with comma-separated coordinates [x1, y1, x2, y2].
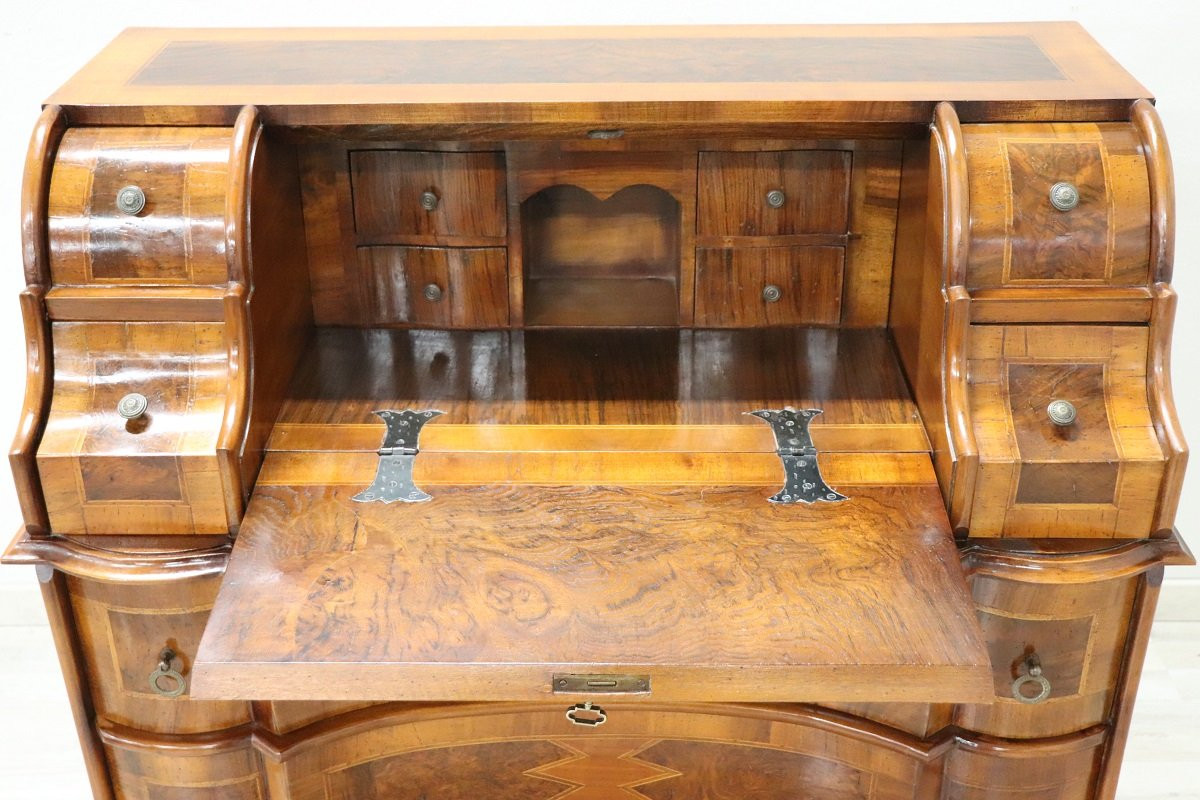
[36, 322, 231, 535]
[963, 122, 1151, 288]
[954, 571, 1138, 738]
[697, 150, 850, 237]
[68, 574, 251, 734]
[356, 246, 508, 327]
[48, 127, 233, 285]
[695, 245, 844, 326]
[350, 150, 506, 240]
[967, 325, 1166, 537]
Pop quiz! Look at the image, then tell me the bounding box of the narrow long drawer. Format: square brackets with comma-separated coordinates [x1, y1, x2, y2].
[48, 127, 233, 286]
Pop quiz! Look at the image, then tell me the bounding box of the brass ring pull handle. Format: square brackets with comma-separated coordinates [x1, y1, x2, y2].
[1047, 399, 1078, 427]
[1049, 181, 1080, 211]
[116, 185, 146, 216]
[148, 648, 186, 698]
[565, 701, 607, 727]
[419, 190, 439, 211]
[765, 189, 786, 208]
[1011, 653, 1051, 704]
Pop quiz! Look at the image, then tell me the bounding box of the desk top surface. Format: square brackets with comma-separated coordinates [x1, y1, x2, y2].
[48, 23, 1149, 126]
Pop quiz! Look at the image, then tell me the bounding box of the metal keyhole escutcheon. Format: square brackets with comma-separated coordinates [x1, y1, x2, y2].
[566, 701, 608, 727]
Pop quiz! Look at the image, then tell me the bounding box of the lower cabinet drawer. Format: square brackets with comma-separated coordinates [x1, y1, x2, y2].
[36, 322, 232, 535]
[102, 728, 264, 800]
[955, 566, 1139, 739]
[695, 245, 844, 326]
[68, 574, 251, 735]
[942, 729, 1105, 800]
[355, 246, 508, 326]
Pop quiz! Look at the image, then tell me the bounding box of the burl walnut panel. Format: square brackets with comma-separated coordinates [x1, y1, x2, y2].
[349, 149, 506, 241]
[355, 246, 508, 326]
[67, 574, 251, 735]
[36, 322, 230, 535]
[954, 573, 1138, 738]
[962, 123, 1151, 288]
[697, 150, 851, 236]
[48, 127, 232, 285]
[967, 325, 1165, 537]
[695, 245, 844, 326]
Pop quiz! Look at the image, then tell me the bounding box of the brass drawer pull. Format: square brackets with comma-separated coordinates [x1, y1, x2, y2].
[1011, 653, 1051, 704]
[765, 189, 786, 208]
[148, 648, 186, 698]
[423, 283, 444, 302]
[117, 392, 149, 421]
[419, 190, 439, 211]
[1047, 399, 1078, 427]
[566, 701, 607, 727]
[762, 284, 782, 303]
[1049, 181, 1080, 211]
[115, 185, 146, 216]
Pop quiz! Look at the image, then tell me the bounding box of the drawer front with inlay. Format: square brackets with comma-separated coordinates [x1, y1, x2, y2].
[954, 572, 1138, 738]
[103, 731, 263, 800]
[36, 322, 230, 535]
[355, 246, 508, 327]
[963, 123, 1151, 288]
[48, 127, 232, 286]
[68, 574, 251, 735]
[350, 150, 506, 240]
[697, 150, 851, 237]
[695, 245, 844, 326]
[967, 324, 1166, 537]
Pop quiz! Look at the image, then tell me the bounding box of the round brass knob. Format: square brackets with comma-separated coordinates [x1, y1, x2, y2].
[762, 284, 782, 303]
[117, 392, 149, 420]
[422, 283, 444, 302]
[765, 189, 786, 209]
[419, 190, 439, 211]
[116, 185, 146, 216]
[1047, 399, 1078, 427]
[1012, 654, 1051, 704]
[1049, 182, 1080, 212]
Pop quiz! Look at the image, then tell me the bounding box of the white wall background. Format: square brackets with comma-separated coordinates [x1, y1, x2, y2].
[0, 3, 1195, 796]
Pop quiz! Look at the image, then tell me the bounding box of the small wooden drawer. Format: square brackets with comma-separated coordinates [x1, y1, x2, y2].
[102, 727, 264, 800]
[355, 246, 508, 327]
[962, 122, 1151, 288]
[48, 127, 233, 285]
[36, 322, 231, 535]
[954, 572, 1138, 738]
[967, 324, 1166, 537]
[350, 150, 506, 241]
[695, 245, 844, 326]
[697, 150, 851, 237]
[68, 574, 251, 735]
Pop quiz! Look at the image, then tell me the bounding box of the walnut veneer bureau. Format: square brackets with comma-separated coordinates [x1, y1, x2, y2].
[3, 23, 1193, 800]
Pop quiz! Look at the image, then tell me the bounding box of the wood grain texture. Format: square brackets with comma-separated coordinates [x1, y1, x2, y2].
[276, 326, 920, 427]
[941, 727, 1106, 800]
[356, 246, 507, 326]
[967, 324, 1166, 538]
[48, 127, 233, 285]
[698, 150, 850, 236]
[21, 105, 68, 286]
[10, 288, 53, 532]
[350, 149, 505, 240]
[67, 574, 252, 734]
[100, 725, 265, 800]
[1147, 284, 1188, 535]
[1130, 99, 1174, 283]
[46, 24, 1151, 126]
[3, 529, 231, 584]
[963, 122, 1151, 288]
[36, 322, 230, 535]
[969, 286, 1153, 324]
[193, 476, 990, 703]
[44, 285, 227, 322]
[694, 246, 844, 326]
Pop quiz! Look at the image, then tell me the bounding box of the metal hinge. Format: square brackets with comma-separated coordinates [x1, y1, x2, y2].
[747, 407, 849, 504]
[352, 409, 444, 504]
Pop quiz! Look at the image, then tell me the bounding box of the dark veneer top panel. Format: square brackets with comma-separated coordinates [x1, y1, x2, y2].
[131, 36, 1063, 86]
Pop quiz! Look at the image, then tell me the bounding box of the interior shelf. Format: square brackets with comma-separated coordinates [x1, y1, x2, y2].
[524, 276, 680, 327]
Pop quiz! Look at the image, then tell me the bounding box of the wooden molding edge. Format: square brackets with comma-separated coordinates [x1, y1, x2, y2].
[2, 528, 230, 583]
[21, 105, 67, 287]
[1130, 99, 1174, 284]
[961, 530, 1194, 583]
[1148, 283, 1188, 534]
[9, 287, 52, 533]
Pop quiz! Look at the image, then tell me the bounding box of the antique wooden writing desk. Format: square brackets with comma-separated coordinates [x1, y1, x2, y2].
[3, 23, 1192, 799]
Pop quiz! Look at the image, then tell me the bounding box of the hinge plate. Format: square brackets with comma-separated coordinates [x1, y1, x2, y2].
[747, 408, 849, 504]
[352, 409, 444, 504]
